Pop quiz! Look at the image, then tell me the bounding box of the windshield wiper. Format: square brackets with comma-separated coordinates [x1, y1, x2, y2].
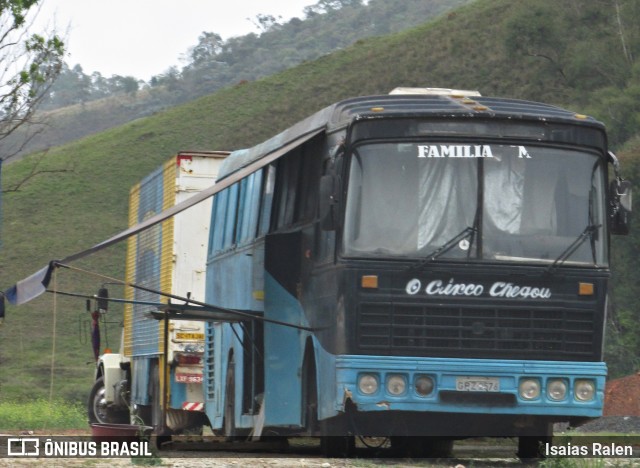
[407, 226, 477, 273]
[546, 224, 601, 274]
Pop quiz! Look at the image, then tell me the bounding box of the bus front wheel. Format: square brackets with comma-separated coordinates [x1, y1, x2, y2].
[517, 423, 552, 460]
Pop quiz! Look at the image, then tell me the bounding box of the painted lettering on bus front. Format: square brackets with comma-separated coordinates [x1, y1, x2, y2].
[406, 278, 552, 299]
[417, 145, 532, 159]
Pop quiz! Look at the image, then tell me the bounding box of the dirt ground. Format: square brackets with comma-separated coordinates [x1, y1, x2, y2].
[604, 372, 640, 417]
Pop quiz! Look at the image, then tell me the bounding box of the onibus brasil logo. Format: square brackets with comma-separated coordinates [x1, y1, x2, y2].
[6, 437, 152, 458]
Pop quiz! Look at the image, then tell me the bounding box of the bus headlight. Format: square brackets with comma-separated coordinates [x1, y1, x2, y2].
[547, 379, 567, 401]
[387, 375, 406, 396]
[519, 378, 541, 400]
[358, 374, 379, 395]
[574, 380, 595, 401]
[415, 375, 434, 396]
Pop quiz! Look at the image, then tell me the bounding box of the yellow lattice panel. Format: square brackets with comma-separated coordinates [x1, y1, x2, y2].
[158, 159, 176, 353]
[123, 183, 140, 357]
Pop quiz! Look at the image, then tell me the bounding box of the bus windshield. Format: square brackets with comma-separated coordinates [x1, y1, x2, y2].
[343, 142, 607, 266]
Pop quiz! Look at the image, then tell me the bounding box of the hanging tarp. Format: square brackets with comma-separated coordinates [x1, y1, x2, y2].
[5, 263, 54, 306]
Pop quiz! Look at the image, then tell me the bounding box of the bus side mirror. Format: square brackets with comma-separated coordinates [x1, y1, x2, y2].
[610, 179, 632, 235]
[319, 174, 340, 231]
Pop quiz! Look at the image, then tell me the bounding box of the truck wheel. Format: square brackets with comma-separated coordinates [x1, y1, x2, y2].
[88, 376, 128, 424]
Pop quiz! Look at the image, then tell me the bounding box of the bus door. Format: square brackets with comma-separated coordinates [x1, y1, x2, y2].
[263, 230, 305, 426]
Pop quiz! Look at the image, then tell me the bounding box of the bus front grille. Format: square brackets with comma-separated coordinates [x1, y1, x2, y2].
[356, 303, 596, 361]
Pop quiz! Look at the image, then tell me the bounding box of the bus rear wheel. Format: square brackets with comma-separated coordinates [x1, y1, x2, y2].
[302, 351, 318, 435]
[224, 358, 242, 440]
[320, 435, 355, 458]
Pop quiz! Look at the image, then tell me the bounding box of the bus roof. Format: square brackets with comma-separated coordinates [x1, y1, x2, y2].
[217, 93, 605, 181]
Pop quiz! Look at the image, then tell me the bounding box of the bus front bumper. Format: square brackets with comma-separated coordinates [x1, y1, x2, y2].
[334, 355, 606, 419]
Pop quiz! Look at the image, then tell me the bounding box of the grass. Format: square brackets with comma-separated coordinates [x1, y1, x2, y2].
[0, 399, 87, 431]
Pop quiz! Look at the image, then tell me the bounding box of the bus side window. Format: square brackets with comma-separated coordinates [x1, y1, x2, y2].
[210, 188, 229, 256]
[274, 149, 302, 230]
[235, 178, 248, 243]
[223, 183, 239, 248]
[296, 142, 323, 222]
[236, 171, 263, 245]
[271, 140, 324, 232]
[210, 183, 240, 255]
[257, 165, 276, 237]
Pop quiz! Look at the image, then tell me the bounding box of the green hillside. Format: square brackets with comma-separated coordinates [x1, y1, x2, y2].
[2, 0, 640, 404]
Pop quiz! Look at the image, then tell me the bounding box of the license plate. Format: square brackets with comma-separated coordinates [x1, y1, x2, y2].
[456, 377, 500, 392]
[176, 374, 203, 384]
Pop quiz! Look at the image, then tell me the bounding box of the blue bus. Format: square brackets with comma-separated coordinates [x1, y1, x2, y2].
[200, 88, 631, 458]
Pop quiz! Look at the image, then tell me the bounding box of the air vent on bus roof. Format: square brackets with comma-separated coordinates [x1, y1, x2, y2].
[389, 87, 481, 97]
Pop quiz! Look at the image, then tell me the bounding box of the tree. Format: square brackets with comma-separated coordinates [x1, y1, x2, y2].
[0, 0, 65, 161]
[188, 32, 224, 67]
[249, 14, 282, 34]
[304, 0, 363, 16]
[41, 63, 90, 109]
[108, 75, 140, 95]
[503, 4, 568, 81]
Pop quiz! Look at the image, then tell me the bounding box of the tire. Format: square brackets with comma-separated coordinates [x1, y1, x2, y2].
[223, 358, 240, 440]
[319, 414, 354, 457]
[517, 423, 552, 460]
[87, 376, 128, 424]
[320, 435, 355, 458]
[301, 351, 318, 435]
[391, 436, 454, 458]
[518, 435, 550, 460]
